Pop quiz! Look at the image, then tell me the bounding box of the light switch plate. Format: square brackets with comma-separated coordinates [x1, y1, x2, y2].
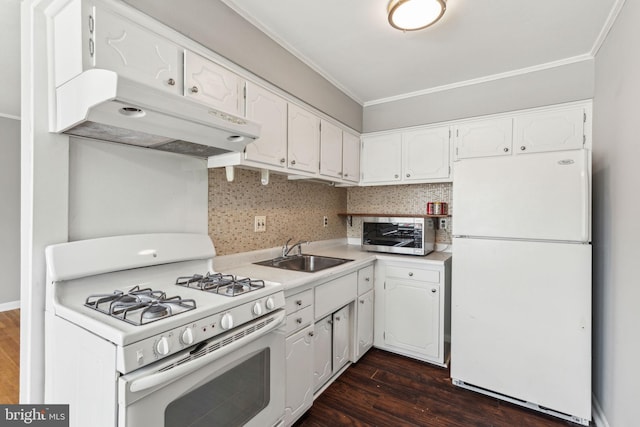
[254, 216, 266, 232]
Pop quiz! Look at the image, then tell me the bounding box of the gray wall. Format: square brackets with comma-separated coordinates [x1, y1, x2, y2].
[592, 0, 640, 425]
[122, 0, 363, 132]
[0, 117, 21, 306]
[363, 60, 594, 132]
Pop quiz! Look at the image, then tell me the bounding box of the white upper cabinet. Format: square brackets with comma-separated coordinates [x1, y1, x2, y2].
[342, 132, 360, 183]
[184, 51, 242, 115]
[513, 107, 585, 154]
[91, 6, 183, 95]
[288, 104, 320, 174]
[319, 120, 343, 179]
[402, 127, 450, 181]
[454, 117, 513, 160]
[244, 82, 288, 167]
[361, 133, 402, 183]
[361, 126, 451, 185]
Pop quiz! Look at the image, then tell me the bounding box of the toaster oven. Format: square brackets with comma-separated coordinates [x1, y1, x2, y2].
[361, 217, 435, 256]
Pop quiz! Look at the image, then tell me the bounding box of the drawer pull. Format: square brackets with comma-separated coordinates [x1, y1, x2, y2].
[335, 316, 341, 322]
[359, 299, 365, 304]
[365, 277, 370, 282]
[167, 78, 176, 86]
[408, 272, 414, 277]
[296, 300, 303, 306]
[296, 317, 302, 324]
[308, 331, 315, 337]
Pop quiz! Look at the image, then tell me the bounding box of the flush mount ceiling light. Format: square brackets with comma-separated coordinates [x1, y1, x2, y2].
[388, 0, 446, 31]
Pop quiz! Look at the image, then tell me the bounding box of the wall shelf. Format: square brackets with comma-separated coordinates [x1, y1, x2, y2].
[338, 213, 450, 227]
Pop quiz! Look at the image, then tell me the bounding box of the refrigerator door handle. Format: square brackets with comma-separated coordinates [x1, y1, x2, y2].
[580, 150, 590, 242]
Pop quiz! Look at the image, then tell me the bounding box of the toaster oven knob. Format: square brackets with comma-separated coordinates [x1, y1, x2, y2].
[265, 297, 276, 311]
[155, 336, 171, 356]
[220, 312, 234, 330]
[180, 327, 195, 346]
[252, 302, 264, 316]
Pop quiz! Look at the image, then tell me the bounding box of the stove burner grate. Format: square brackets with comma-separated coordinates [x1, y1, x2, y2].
[85, 285, 196, 326]
[176, 273, 265, 296]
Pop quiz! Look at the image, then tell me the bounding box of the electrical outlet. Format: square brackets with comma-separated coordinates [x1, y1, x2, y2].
[323, 216, 328, 227]
[254, 216, 266, 232]
[439, 218, 448, 230]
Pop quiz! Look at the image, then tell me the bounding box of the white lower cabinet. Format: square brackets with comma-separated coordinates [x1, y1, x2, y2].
[374, 259, 451, 366]
[355, 290, 374, 361]
[313, 314, 333, 391]
[313, 305, 351, 392]
[285, 325, 314, 425]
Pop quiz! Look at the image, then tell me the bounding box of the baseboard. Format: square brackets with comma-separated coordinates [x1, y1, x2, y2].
[0, 300, 20, 312]
[592, 394, 611, 427]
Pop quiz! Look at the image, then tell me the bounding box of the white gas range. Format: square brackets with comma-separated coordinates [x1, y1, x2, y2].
[44, 233, 286, 427]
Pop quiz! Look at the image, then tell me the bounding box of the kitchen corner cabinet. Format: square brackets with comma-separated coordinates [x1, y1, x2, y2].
[184, 51, 243, 115]
[244, 82, 288, 167]
[360, 125, 451, 185]
[284, 289, 314, 426]
[374, 259, 451, 367]
[354, 265, 374, 361]
[288, 104, 320, 173]
[513, 106, 586, 154]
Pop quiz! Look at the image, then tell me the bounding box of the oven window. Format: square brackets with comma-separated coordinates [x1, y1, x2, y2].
[165, 349, 270, 427]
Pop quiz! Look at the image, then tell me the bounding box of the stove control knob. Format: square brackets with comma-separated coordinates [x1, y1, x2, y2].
[155, 336, 171, 356]
[265, 297, 276, 311]
[252, 302, 263, 316]
[220, 312, 234, 330]
[180, 327, 195, 346]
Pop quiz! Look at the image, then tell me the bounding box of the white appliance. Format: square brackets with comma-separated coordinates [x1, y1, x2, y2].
[450, 149, 591, 426]
[44, 233, 286, 427]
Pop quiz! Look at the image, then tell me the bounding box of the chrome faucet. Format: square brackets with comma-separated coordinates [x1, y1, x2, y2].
[282, 238, 309, 257]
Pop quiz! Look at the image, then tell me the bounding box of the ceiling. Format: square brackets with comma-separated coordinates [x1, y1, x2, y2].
[222, 0, 621, 106]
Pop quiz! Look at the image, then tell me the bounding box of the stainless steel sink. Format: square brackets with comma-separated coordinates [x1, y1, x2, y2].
[255, 254, 353, 273]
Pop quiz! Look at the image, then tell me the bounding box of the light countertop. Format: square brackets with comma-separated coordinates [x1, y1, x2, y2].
[212, 239, 451, 294]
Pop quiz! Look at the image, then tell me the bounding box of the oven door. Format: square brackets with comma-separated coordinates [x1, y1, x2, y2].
[118, 310, 286, 427]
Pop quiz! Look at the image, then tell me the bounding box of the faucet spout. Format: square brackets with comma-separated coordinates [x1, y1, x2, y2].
[284, 240, 309, 257]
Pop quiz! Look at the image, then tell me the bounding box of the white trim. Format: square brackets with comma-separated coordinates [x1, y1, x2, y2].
[0, 112, 21, 121]
[0, 300, 20, 312]
[364, 55, 593, 107]
[590, 0, 627, 57]
[592, 394, 611, 427]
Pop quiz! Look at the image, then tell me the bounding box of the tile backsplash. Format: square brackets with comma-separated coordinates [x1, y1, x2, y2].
[208, 168, 347, 255]
[208, 167, 452, 255]
[346, 183, 453, 245]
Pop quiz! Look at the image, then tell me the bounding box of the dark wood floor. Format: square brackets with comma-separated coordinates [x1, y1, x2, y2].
[0, 309, 20, 404]
[294, 348, 580, 427]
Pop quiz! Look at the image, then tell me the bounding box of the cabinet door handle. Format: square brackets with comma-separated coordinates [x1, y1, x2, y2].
[408, 272, 414, 277]
[280, 158, 286, 164]
[359, 299, 365, 304]
[520, 146, 526, 151]
[296, 300, 302, 306]
[406, 173, 411, 178]
[344, 173, 348, 177]
[291, 160, 296, 165]
[365, 277, 370, 282]
[503, 147, 509, 152]
[296, 317, 302, 324]
[394, 174, 399, 179]
[308, 331, 315, 337]
[335, 316, 341, 322]
[190, 86, 199, 94]
[167, 78, 176, 86]
[431, 288, 437, 293]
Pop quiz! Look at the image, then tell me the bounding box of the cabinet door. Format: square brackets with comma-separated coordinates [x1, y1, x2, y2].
[184, 51, 242, 115]
[313, 316, 332, 391]
[514, 107, 585, 154]
[384, 278, 440, 359]
[244, 82, 288, 167]
[356, 290, 374, 361]
[93, 7, 182, 95]
[402, 126, 450, 181]
[288, 104, 320, 173]
[357, 265, 374, 295]
[319, 120, 343, 179]
[332, 305, 351, 371]
[285, 325, 314, 426]
[342, 132, 360, 183]
[361, 133, 402, 183]
[454, 118, 512, 160]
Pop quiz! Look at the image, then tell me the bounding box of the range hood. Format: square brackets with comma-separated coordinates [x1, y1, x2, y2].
[52, 69, 261, 158]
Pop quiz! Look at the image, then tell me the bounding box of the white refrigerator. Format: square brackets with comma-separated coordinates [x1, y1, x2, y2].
[450, 149, 591, 426]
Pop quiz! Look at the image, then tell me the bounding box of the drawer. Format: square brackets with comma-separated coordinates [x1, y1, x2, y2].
[357, 265, 374, 295]
[386, 265, 440, 283]
[315, 272, 357, 320]
[285, 305, 313, 335]
[285, 289, 313, 314]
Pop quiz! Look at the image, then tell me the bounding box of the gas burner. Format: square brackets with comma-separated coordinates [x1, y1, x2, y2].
[176, 273, 265, 297]
[85, 285, 196, 326]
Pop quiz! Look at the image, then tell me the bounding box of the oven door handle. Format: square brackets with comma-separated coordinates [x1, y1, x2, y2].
[128, 310, 285, 393]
